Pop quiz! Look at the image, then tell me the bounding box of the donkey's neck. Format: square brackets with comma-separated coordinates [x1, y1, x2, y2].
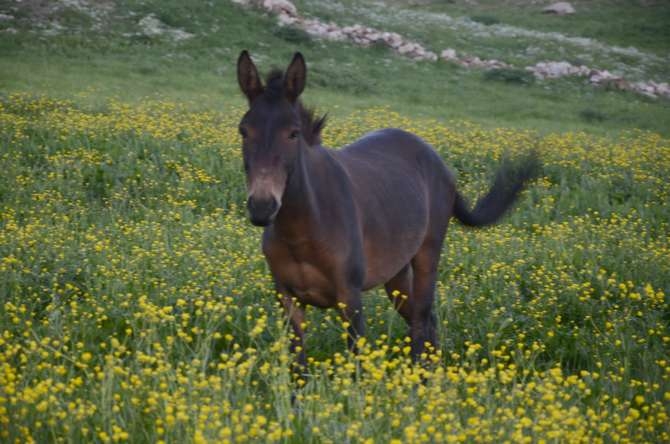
[273, 144, 334, 242]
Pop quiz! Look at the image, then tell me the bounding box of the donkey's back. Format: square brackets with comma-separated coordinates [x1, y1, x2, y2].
[336, 127, 458, 206]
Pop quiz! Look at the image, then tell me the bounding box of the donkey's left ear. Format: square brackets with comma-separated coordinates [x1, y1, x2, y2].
[284, 52, 306, 102]
[237, 50, 264, 104]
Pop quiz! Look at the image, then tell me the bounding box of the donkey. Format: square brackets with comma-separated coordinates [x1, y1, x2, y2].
[236, 50, 537, 371]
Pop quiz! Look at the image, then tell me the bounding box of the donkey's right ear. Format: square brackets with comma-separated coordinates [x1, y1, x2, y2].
[237, 50, 263, 103]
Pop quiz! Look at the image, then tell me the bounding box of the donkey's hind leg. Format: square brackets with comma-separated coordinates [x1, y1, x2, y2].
[407, 238, 444, 361]
[336, 287, 365, 354]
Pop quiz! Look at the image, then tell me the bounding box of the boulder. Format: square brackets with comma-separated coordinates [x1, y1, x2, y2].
[542, 2, 575, 15]
[397, 43, 414, 55]
[527, 61, 589, 79]
[261, 0, 297, 17]
[440, 48, 457, 61]
[588, 69, 621, 83]
[420, 51, 438, 62]
[276, 13, 298, 26]
[652, 82, 670, 99]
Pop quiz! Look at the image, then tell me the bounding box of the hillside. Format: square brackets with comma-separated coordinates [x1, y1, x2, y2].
[1, 0, 669, 134]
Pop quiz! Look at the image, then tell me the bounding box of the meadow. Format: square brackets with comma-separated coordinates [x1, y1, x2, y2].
[1, 0, 669, 443]
[1, 93, 669, 443]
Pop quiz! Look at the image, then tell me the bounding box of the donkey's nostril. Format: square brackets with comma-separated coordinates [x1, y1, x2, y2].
[247, 196, 279, 226]
[247, 196, 274, 214]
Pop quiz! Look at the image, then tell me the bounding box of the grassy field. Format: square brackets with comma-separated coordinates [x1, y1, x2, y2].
[1, 0, 669, 443]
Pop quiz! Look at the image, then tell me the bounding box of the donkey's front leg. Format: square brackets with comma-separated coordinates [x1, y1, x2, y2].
[277, 290, 307, 377]
[337, 288, 365, 354]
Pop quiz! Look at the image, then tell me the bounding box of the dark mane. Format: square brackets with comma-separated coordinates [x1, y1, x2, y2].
[263, 69, 327, 147]
[298, 105, 327, 147]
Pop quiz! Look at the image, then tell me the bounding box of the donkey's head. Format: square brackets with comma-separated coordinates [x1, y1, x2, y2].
[237, 50, 312, 227]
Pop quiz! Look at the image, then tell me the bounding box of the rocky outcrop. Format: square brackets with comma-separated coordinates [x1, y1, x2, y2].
[629, 81, 670, 99]
[527, 61, 670, 99]
[233, 0, 437, 61]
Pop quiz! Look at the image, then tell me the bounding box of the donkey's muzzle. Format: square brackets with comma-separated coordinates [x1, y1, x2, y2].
[247, 196, 279, 226]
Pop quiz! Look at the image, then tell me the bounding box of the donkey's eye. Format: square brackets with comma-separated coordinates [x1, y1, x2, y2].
[239, 127, 248, 139]
[288, 130, 300, 140]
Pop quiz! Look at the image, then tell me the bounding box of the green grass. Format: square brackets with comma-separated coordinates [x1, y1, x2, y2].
[420, 0, 670, 55]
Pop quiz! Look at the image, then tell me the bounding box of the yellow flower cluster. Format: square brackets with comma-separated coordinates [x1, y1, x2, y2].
[0, 94, 668, 442]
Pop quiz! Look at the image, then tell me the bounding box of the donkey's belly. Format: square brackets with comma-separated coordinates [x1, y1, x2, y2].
[362, 229, 426, 290]
[271, 259, 336, 308]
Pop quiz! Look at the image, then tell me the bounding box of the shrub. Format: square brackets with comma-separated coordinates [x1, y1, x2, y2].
[483, 68, 535, 85]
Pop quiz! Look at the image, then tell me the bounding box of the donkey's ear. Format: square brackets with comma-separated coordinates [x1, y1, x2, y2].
[284, 52, 306, 102]
[237, 50, 263, 103]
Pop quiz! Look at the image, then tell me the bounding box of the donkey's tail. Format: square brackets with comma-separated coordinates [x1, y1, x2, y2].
[453, 151, 540, 227]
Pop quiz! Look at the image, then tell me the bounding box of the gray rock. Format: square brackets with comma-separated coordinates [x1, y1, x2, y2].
[542, 2, 576, 15]
[262, 0, 297, 18]
[440, 48, 457, 60]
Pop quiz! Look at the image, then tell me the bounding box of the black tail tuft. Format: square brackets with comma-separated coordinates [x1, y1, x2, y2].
[454, 151, 540, 227]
